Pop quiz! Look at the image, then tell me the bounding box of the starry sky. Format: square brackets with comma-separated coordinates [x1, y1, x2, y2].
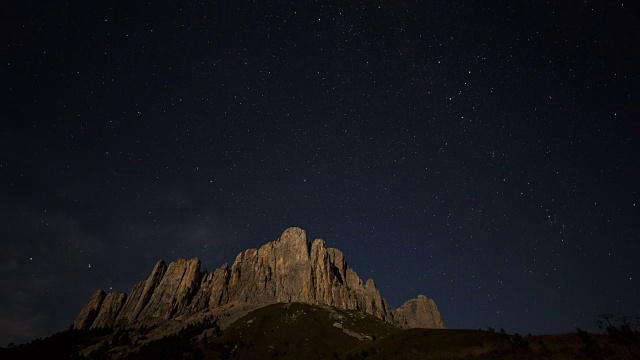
[2, 0, 638, 346]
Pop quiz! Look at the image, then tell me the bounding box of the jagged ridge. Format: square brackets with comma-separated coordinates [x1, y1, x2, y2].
[72, 227, 444, 330]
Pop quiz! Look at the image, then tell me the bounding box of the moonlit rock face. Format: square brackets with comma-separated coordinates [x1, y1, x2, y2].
[136, 258, 202, 320]
[72, 227, 445, 330]
[73, 289, 105, 330]
[90, 292, 126, 329]
[125, 260, 167, 321]
[394, 294, 445, 329]
[227, 227, 312, 303]
[186, 263, 230, 313]
[114, 281, 145, 323]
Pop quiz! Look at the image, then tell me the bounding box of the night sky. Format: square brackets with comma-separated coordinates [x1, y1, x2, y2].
[2, 1, 638, 346]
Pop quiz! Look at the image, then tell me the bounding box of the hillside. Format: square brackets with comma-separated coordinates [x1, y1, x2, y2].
[2, 303, 638, 359]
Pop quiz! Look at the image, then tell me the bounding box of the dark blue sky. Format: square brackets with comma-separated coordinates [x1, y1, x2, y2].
[2, 0, 638, 345]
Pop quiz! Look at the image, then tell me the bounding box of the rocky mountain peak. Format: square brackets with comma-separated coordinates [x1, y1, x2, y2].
[72, 227, 444, 331]
[277, 226, 307, 247]
[394, 294, 446, 329]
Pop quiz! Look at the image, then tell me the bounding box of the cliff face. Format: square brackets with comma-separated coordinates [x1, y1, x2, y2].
[73, 289, 105, 330]
[393, 294, 446, 329]
[72, 227, 444, 330]
[90, 292, 126, 329]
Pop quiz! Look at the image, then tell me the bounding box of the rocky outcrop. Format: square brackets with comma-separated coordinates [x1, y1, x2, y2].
[129, 260, 167, 320]
[208, 264, 231, 307]
[73, 289, 105, 330]
[227, 227, 312, 304]
[114, 280, 145, 323]
[393, 295, 445, 329]
[71, 227, 444, 330]
[221, 228, 393, 321]
[137, 258, 201, 320]
[90, 292, 126, 329]
[113, 260, 167, 324]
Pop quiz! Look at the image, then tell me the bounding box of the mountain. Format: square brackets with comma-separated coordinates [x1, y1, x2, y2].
[4, 227, 638, 358]
[72, 227, 444, 331]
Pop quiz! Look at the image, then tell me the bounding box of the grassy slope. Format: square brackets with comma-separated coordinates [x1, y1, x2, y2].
[199, 303, 639, 359]
[344, 329, 639, 359]
[3, 302, 638, 359]
[200, 302, 400, 359]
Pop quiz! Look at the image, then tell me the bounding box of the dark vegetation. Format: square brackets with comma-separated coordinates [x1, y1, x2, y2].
[342, 323, 639, 360]
[2, 310, 639, 359]
[120, 315, 218, 360]
[573, 314, 640, 360]
[199, 302, 400, 359]
[0, 327, 112, 359]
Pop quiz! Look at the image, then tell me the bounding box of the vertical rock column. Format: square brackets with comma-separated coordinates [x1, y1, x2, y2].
[90, 292, 127, 329]
[73, 289, 106, 330]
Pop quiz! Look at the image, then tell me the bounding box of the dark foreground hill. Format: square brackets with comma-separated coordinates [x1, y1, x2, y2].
[2, 302, 639, 359]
